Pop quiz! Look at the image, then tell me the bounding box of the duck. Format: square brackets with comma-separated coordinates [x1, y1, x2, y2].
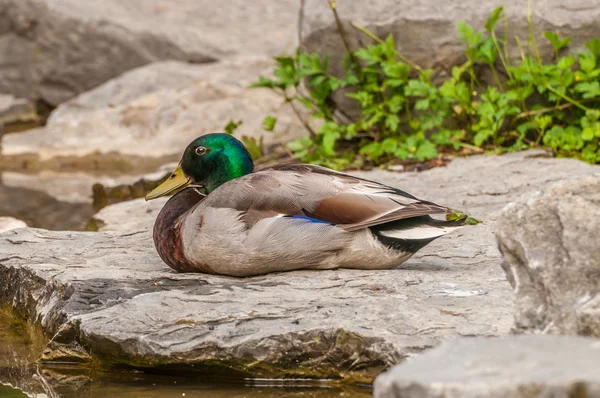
[145, 133, 468, 277]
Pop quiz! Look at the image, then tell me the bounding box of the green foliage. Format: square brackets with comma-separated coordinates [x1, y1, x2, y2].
[222, 119, 265, 160]
[262, 115, 278, 132]
[250, 7, 600, 168]
[446, 209, 483, 225]
[223, 119, 243, 135]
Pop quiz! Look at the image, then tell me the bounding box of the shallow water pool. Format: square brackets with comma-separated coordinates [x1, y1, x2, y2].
[0, 309, 371, 398]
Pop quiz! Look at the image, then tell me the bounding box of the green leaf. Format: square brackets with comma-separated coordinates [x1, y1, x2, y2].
[387, 95, 405, 113]
[484, 7, 503, 33]
[457, 21, 481, 49]
[579, 53, 597, 73]
[415, 140, 438, 161]
[543, 31, 572, 52]
[585, 38, 600, 57]
[241, 135, 264, 159]
[380, 138, 399, 154]
[446, 209, 482, 225]
[415, 98, 430, 110]
[405, 80, 430, 97]
[586, 109, 600, 122]
[574, 81, 600, 99]
[535, 115, 553, 131]
[385, 114, 401, 132]
[477, 38, 497, 65]
[474, 129, 493, 146]
[261, 116, 277, 132]
[223, 119, 243, 135]
[249, 76, 280, 89]
[582, 127, 595, 141]
[557, 56, 575, 70]
[359, 141, 384, 160]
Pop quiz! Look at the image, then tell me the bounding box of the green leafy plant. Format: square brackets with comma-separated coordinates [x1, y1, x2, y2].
[250, 4, 600, 168]
[223, 119, 265, 160]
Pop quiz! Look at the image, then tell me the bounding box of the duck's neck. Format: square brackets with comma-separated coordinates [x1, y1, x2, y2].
[153, 188, 204, 272]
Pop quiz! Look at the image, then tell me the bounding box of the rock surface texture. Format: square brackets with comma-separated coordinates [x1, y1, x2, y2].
[496, 176, 600, 336]
[0, 151, 597, 381]
[373, 335, 600, 398]
[301, 0, 600, 72]
[0, 0, 299, 105]
[2, 58, 306, 160]
[0, 216, 26, 233]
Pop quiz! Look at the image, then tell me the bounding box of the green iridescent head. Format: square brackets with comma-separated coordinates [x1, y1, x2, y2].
[145, 133, 254, 200]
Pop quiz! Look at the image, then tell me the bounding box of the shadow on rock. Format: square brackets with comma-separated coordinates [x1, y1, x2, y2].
[0, 180, 94, 231]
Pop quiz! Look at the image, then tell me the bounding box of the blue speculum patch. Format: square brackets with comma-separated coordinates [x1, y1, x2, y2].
[289, 215, 331, 224]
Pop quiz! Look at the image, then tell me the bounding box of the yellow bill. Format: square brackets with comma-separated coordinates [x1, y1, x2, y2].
[145, 166, 191, 201]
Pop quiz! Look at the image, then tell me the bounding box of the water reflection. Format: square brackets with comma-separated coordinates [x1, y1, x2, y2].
[0, 309, 371, 398]
[1, 365, 371, 398]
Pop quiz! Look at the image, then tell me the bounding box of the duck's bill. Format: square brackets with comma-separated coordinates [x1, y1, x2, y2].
[145, 166, 191, 201]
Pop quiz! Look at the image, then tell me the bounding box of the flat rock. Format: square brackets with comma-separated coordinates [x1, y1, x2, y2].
[93, 197, 167, 232]
[0, 151, 597, 381]
[373, 335, 600, 398]
[2, 58, 307, 160]
[0, 0, 299, 105]
[496, 175, 600, 335]
[0, 216, 26, 233]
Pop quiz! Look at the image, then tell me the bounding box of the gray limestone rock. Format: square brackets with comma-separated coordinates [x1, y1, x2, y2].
[0, 0, 299, 105]
[373, 335, 600, 398]
[2, 58, 307, 160]
[495, 175, 600, 335]
[0, 216, 26, 233]
[92, 197, 167, 232]
[0, 151, 597, 380]
[299, 0, 600, 117]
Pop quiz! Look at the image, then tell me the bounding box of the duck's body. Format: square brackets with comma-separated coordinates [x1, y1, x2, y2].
[148, 139, 466, 277]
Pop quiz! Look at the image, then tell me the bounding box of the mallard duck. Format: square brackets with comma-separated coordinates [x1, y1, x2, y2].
[145, 133, 467, 277]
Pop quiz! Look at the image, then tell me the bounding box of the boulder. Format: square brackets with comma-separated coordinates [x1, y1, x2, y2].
[0, 216, 26, 233]
[0, 0, 299, 105]
[301, 0, 600, 71]
[299, 0, 600, 115]
[0, 151, 597, 381]
[495, 176, 600, 335]
[373, 335, 600, 398]
[1, 57, 308, 161]
[0, 213, 510, 383]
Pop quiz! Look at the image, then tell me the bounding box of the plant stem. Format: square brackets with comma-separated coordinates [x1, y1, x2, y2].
[327, 0, 363, 82]
[526, 0, 542, 66]
[457, 142, 485, 152]
[515, 36, 590, 112]
[514, 102, 573, 120]
[282, 90, 317, 139]
[502, 11, 511, 76]
[492, 32, 513, 80]
[490, 64, 505, 91]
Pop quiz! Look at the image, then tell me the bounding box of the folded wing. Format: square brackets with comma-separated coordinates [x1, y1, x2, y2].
[200, 163, 451, 231]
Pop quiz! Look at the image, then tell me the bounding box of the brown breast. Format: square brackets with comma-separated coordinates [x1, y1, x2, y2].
[152, 189, 212, 273]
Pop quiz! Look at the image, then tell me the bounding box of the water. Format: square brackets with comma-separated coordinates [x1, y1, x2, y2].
[0, 309, 371, 398]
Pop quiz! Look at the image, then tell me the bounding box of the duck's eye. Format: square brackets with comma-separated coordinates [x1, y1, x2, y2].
[195, 146, 207, 156]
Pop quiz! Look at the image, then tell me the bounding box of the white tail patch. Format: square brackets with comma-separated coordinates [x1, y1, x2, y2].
[379, 225, 463, 240]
